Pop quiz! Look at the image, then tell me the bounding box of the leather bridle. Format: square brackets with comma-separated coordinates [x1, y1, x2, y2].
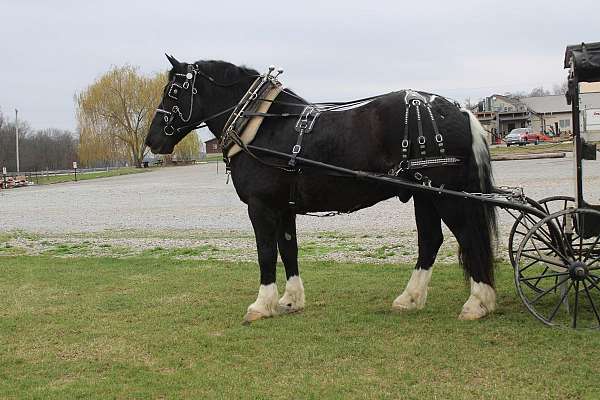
[155, 63, 260, 136]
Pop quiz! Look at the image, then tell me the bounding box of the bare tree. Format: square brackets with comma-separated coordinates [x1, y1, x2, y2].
[0, 110, 77, 171]
[529, 86, 550, 97]
[553, 80, 568, 95]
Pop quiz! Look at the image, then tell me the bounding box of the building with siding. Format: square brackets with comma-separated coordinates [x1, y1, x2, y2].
[204, 138, 222, 154]
[475, 92, 600, 142]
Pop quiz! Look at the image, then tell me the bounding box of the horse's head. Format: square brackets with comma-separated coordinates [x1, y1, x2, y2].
[145, 55, 258, 154]
[145, 55, 207, 154]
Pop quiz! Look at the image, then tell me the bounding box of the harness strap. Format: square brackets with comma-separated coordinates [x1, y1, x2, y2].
[425, 106, 446, 156]
[402, 106, 410, 159]
[288, 106, 320, 168]
[403, 90, 448, 158]
[414, 102, 426, 156]
[289, 176, 298, 208]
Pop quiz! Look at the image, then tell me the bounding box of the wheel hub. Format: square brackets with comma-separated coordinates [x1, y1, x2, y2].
[569, 261, 589, 281]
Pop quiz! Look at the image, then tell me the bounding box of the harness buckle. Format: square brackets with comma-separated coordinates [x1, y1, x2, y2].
[418, 136, 426, 145]
[292, 145, 302, 154]
[401, 139, 409, 148]
[414, 172, 423, 180]
[164, 125, 175, 136]
[183, 81, 189, 90]
[435, 133, 444, 143]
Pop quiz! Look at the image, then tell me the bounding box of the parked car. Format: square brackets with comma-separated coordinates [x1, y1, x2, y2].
[505, 128, 549, 147]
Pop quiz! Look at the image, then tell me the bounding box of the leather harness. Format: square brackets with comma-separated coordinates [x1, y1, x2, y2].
[158, 65, 465, 212]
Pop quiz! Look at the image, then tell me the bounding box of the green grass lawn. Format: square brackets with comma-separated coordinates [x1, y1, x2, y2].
[1, 256, 599, 399]
[27, 168, 151, 185]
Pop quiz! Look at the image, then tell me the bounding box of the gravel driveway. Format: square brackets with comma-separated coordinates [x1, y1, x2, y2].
[1, 155, 599, 263]
[2, 155, 599, 234]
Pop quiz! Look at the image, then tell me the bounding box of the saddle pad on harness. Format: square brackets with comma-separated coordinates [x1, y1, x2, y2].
[227, 85, 283, 159]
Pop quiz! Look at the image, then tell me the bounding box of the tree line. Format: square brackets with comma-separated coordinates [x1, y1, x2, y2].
[1, 65, 201, 173]
[0, 111, 77, 172]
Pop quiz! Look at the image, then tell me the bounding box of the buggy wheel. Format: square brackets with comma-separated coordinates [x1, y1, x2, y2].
[508, 196, 575, 271]
[515, 208, 600, 329]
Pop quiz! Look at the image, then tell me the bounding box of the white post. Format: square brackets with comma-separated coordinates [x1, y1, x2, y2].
[15, 109, 20, 173]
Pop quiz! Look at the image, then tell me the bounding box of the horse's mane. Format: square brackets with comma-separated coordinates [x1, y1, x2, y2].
[168, 60, 259, 83]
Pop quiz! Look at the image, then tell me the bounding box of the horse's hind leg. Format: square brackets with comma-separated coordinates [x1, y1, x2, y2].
[276, 210, 305, 314]
[392, 195, 443, 311]
[436, 198, 496, 320]
[244, 199, 281, 323]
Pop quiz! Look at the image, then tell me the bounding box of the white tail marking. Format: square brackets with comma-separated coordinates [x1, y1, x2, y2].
[461, 108, 490, 191]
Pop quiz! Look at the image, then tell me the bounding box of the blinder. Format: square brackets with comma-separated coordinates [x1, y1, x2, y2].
[168, 83, 182, 100]
[156, 64, 200, 135]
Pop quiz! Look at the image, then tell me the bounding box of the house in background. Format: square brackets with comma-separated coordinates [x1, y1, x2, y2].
[523, 93, 600, 137]
[474, 94, 531, 142]
[475, 92, 600, 142]
[204, 138, 222, 154]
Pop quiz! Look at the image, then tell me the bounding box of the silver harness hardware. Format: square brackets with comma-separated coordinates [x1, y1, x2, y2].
[390, 90, 460, 182]
[288, 106, 321, 168]
[156, 64, 200, 136]
[402, 90, 447, 158]
[220, 66, 284, 160]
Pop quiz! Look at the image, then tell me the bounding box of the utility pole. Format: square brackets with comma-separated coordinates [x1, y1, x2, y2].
[15, 109, 20, 173]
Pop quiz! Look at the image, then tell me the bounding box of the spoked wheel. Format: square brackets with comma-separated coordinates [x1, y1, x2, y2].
[515, 208, 600, 329]
[508, 196, 575, 269]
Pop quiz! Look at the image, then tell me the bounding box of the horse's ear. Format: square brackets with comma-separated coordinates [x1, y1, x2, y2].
[165, 54, 181, 69]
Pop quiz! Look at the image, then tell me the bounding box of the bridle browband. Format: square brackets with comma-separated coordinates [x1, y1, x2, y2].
[156, 63, 261, 135]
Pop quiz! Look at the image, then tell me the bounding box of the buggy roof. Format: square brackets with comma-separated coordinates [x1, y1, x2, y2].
[565, 41, 600, 82]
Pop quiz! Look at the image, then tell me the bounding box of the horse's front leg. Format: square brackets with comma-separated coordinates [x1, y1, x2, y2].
[276, 210, 305, 314]
[244, 200, 280, 323]
[393, 196, 443, 311]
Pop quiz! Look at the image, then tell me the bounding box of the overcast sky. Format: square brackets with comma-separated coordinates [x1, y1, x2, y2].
[1, 0, 599, 136]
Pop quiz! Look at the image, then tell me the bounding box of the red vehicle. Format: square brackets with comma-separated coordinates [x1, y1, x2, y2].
[505, 128, 550, 147]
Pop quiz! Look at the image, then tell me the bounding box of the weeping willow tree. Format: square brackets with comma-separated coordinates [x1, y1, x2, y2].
[76, 66, 166, 167]
[172, 132, 201, 161]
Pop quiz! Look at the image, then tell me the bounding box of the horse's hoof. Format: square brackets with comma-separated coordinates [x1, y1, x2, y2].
[458, 305, 489, 320]
[391, 303, 416, 312]
[277, 303, 303, 315]
[243, 311, 268, 324]
[391, 293, 424, 311]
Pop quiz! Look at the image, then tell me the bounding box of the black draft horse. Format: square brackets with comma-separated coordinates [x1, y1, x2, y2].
[145, 56, 497, 323]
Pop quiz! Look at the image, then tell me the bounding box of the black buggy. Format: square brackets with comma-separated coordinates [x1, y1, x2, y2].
[504, 42, 600, 329]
